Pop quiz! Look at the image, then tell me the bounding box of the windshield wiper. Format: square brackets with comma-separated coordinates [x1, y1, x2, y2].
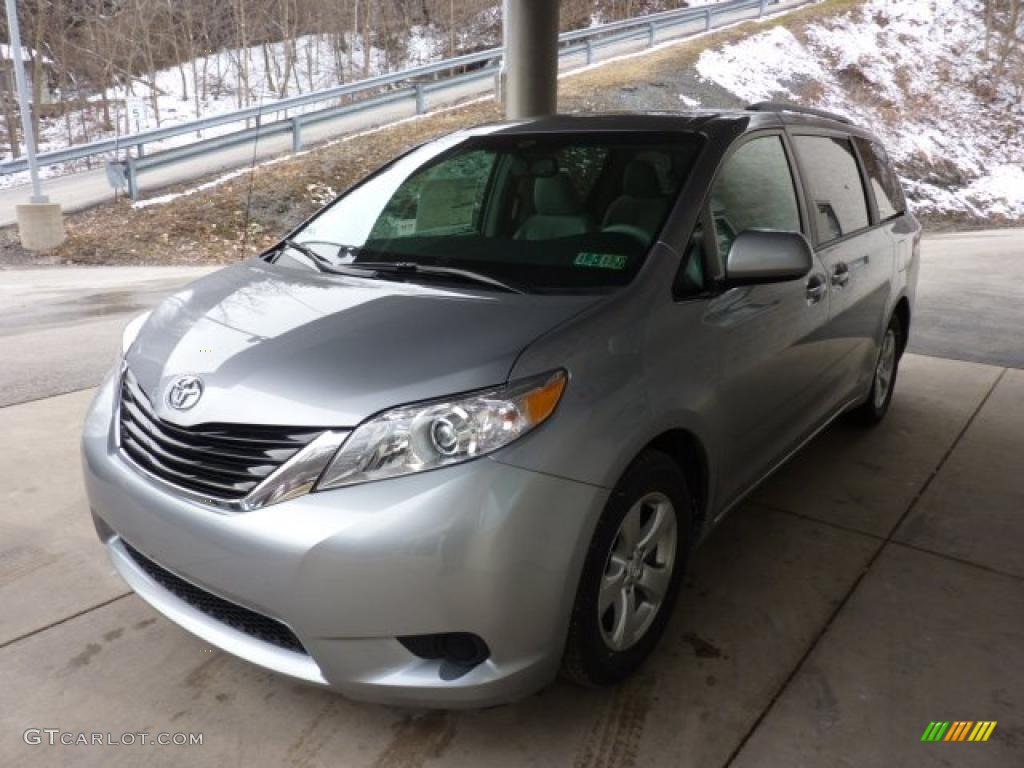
[278, 239, 375, 278]
[355, 261, 526, 294]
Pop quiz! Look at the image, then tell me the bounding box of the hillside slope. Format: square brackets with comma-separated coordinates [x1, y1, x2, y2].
[696, 0, 1024, 224]
[0, 1, 730, 189]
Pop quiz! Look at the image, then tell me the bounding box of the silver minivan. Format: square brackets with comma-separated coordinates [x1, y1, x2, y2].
[83, 104, 920, 707]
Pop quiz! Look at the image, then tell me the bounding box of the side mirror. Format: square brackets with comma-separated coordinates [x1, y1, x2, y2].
[724, 230, 813, 285]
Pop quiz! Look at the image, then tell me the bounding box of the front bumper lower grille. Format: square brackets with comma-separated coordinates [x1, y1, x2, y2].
[118, 369, 322, 503]
[123, 540, 307, 655]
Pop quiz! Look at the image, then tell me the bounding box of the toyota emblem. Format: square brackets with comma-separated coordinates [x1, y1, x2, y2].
[167, 375, 204, 410]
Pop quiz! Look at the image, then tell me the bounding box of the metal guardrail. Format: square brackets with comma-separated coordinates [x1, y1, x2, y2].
[2, 0, 785, 199]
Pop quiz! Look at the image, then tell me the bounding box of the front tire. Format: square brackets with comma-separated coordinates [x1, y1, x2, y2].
[851, 313, 903, 425]
[562, 450, 691, 687]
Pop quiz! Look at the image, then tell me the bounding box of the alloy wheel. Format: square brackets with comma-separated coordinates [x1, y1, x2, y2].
[874, 328, 898, 410]
[598, 492, 678, 652]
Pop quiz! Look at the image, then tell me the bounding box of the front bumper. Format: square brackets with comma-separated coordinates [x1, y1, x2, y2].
[82, 373, 607, 707]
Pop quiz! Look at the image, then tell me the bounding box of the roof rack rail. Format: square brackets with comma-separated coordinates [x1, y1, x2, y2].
[746, 101, 853, 125]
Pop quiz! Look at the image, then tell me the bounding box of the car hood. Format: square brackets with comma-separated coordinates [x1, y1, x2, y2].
[126, 260, 597, 428]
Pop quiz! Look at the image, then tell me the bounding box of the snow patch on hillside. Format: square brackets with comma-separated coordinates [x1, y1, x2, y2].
[0, 30, 407, 189]
[696, 0, 1024, 220]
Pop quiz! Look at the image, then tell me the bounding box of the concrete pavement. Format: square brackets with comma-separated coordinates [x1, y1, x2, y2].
[0, 353, 1021, 767]
[730, 544, 1023, 768]
[0, 390, 130, 646]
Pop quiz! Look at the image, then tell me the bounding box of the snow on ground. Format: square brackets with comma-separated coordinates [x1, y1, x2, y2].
[587, 0, 730, 26]
[1, 1, 741, 191]
[696, 0, 1024, 220]
[0, 29, 442, 189]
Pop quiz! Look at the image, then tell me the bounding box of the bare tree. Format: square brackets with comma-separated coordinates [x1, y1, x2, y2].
[1, 0, 718, 161]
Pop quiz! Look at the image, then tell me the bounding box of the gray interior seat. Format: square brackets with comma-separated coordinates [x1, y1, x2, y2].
[602, 160, 670, 235]
[515, 173, 594, 240]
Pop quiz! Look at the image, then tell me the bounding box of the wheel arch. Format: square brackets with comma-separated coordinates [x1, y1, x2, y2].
[640, 429, 710, 540]
[892, 295, 911, 355]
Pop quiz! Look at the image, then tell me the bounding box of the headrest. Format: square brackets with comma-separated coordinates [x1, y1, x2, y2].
[623, 160, 661, 198]
[534, 173, 582, 216]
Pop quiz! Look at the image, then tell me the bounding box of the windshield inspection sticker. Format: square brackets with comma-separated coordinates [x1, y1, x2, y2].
[574, 252, 628, 270]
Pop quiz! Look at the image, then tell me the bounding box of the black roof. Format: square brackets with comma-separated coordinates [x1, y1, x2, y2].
[489, 111, 746, 134]
[482, 104, 872, 140]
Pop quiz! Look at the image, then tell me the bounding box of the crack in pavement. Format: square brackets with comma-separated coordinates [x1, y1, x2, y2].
[0, 592, 132, 652]
[720, 366, 1009, 767]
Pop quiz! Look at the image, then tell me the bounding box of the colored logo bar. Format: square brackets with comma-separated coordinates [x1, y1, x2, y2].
[921, 721, 997, 742]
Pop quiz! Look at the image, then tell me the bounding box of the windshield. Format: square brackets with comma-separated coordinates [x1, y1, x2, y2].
[285, 130, 703, 294]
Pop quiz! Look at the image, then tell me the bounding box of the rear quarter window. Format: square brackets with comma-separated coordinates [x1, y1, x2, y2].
[792, 136, 870, 244]
[854, 137, 906, 221]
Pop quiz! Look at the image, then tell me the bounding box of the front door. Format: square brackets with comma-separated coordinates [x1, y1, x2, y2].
[702, 134, 840, 508]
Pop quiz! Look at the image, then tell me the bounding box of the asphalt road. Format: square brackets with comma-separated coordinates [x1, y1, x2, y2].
[0, 229, 1020, 410]
[0, 0, 808, 225]
[0, 266, 214, 407]
[0, 87, 447, 226]
[906, 228, 1024, 369]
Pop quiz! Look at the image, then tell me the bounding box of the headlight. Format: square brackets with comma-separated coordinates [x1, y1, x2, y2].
[120, 311, 151, 358]
[316, 369, 567, 490]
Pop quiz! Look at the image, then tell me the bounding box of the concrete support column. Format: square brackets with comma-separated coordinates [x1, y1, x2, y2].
[502, 0, 560, 118]
[6, 0, 65, 250]
[16, 203, 65, 251]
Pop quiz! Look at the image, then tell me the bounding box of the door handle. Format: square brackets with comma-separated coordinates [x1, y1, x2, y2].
[831, 262, 850, 288]
[806, 274, 827, 305]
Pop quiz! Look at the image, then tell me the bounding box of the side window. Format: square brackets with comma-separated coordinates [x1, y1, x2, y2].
[674, 215, 709, 298]
[710, 136, 802, 257]
[370, 150, 495, 238]
[854, 137, 905, 221]
[792, 136, 870, 243]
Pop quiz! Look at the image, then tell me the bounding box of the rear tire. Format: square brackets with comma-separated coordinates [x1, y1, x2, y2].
[562, 450, 691, 687]
[850, 313, 903, 426]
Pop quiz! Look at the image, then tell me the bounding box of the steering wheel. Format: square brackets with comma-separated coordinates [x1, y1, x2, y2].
[601, 224, 651, 247]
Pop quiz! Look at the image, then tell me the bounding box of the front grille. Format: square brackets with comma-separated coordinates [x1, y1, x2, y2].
[118, 369, 322, 502]
[122, 541, 307, 654]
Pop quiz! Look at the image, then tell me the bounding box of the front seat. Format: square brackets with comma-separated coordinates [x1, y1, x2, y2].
[516, 173, 593, 240]
[602, 159, 669, 235]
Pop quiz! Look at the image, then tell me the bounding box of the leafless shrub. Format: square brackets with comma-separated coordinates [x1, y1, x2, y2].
[899, 152, 976, 188]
